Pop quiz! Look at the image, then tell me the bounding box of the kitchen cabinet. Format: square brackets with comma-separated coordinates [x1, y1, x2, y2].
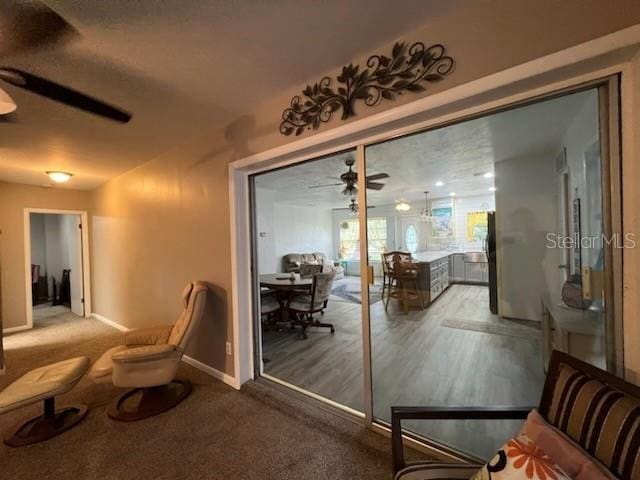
[462, 253, 489, 285]
[450, 253, 465, 282]
[412, 251, 488, 306]
[428, 256, 450, 301]
[464, 263, 487, 283]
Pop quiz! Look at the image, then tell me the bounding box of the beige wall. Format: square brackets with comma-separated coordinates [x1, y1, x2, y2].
[0, 182, 91, 329]
[89, 4, 640, 377]
[622, 49, 640, 382]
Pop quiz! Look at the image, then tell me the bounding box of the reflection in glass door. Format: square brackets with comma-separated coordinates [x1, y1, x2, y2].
[363, 87, 612, 458]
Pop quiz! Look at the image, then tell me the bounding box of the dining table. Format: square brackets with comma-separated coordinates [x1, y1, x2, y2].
[259, 273, 313, 291]
[259, 273, 313, 325]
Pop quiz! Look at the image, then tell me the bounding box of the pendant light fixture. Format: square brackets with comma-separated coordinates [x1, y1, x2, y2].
[419, 191, 432, 223]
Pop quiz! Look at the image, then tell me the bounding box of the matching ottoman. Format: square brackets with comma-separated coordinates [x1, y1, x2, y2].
[0, 356, 90, 447]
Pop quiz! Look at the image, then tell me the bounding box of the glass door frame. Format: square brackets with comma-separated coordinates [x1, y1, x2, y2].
[358, 75, 624, 458]
[246, 74, 625, 463]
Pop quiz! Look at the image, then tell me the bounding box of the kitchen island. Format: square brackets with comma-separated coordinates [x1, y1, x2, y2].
[411, 250, 488, 305]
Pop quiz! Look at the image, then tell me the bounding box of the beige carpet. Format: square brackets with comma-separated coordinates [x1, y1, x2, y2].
[1, 311, 424, 479]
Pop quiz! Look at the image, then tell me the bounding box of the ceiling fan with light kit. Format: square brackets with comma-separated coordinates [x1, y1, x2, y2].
[0, 0, 131, 123]
[333, 198, 377, 215]
[309, 156, 390, 196]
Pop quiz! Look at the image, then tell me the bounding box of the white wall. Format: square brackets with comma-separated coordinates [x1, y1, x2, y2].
[44, 214, 65, 294]
[493, 92, 600, 323]
[255, 188, 334, 274]
[29, 214, 46, 268]
[255, 188, 277, 274]
[273, 203, 333, 272]
[561, 91, 602, 269]
[495, 152, 558, 322]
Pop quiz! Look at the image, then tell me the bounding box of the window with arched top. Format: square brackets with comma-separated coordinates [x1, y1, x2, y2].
[405, 224, 418, 253]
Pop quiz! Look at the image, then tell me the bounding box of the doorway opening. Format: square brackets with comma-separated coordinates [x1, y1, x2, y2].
[25, 210, 89, 328]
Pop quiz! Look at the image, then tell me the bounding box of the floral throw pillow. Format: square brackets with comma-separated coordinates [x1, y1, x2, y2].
[470, 433, 571, 480]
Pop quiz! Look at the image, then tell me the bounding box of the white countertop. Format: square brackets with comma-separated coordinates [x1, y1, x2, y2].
[412, 251, 452, 263]
[412, 250, 487, 263]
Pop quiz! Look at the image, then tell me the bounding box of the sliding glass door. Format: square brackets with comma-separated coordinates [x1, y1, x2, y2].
[363, 86, 617, 457]
[250, 79, 621, 460]
[252, 149, 364, 413]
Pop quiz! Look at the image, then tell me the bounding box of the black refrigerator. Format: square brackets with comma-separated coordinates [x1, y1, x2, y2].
[486, 211, 498, 314]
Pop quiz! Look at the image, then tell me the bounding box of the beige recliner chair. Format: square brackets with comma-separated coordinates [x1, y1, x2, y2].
[89, 281, 208, 421]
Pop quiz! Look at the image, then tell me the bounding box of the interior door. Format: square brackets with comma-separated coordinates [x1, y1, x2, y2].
[68, 215, 84, 316]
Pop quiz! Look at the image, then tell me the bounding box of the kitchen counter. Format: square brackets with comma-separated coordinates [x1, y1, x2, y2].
[412, 251, 452, 263]
[412, 250, 486, 263]
[394, 250, 490, 308]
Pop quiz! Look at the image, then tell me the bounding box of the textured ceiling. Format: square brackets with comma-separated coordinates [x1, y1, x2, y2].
[0, 0, 451, 189]
[255, 89, 595, 208]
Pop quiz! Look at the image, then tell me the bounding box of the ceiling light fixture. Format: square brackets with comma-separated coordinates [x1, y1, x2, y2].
[0, 88, 17, 115]
[395, 200, 410, 212]
[420, 191, 432, 223]
[483, 172, 494, 178]
[46, 171, 73, 183]
[435, 180, 444, 187]
[489, 186, 497, 192]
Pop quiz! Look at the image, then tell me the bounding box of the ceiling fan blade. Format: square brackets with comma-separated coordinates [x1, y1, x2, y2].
[0, 67, 132, 123]
[366, 182, 385, 191]
[309, 182, 343, 189]
[0, 1, 79, 56]
[366, 173, 389, 181]
[333, 205, 375, 210]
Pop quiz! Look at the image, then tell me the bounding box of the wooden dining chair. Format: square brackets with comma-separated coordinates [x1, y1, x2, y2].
[380, 253, 393, 301]
[382, 251, 423, 314]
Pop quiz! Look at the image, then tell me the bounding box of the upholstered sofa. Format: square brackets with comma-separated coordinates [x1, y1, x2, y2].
[282, 252, 344, 279]
[391, 350, 640, 479]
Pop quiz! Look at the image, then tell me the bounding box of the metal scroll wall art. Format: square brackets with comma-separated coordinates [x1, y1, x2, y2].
[280, 41, 454, 136]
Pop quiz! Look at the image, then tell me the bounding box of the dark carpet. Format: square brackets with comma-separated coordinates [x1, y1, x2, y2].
[0, 311, 424, 479]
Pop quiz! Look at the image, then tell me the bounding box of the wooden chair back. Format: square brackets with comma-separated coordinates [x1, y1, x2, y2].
[382, 251, 415, 278]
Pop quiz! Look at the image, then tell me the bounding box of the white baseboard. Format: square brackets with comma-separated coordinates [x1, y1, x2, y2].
[91, 312, 239, 389]
[182, 355, 240, 390]
[3, 324, 32, 334]
[91, 313, 130, 332]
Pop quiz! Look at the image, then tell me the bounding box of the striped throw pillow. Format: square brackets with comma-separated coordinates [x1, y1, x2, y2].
[547, 363, 640, 480]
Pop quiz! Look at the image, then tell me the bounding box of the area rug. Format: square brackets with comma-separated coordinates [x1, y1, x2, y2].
[441, 316, 542, 340]
[330, 278, 382, 305]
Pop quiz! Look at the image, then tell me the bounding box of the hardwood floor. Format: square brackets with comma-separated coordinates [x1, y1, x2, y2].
[262, 284, 544, 459]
